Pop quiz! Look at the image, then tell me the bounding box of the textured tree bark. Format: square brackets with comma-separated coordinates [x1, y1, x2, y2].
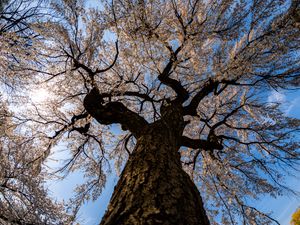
[99, 122, 210, 225]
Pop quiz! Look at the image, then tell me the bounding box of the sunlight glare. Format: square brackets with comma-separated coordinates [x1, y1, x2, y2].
[30, 88, 49, 103]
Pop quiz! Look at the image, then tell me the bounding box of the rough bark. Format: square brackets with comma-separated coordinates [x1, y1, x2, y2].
[99, 121, 210, 225]
[83, 88, 210, 225]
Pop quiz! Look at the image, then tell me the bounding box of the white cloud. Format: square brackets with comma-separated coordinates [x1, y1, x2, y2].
[267, 91, 300, 116]
[268, 91, 286, 104]
[284, 96, 300, 116]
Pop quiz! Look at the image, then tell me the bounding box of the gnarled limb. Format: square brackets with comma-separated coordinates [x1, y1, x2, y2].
[83, 87, 149, 138]
[181, 136, 223, 151]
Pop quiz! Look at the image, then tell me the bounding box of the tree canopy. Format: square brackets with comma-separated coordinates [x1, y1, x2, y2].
[0, 1, 73, 224]
[1, 0, 300, 224]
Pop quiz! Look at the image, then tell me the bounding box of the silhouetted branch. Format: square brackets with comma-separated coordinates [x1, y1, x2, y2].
[84, 87, 149, 137]
[181, 136, 223, 151]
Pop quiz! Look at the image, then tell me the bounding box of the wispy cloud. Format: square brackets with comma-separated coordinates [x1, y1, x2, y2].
[268, 90, 286, 104]
[268, 91, 300, 116]
[285, 96, 300, 117]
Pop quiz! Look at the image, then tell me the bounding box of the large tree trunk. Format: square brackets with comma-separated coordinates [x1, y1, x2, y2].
[100, 122, 210, 225]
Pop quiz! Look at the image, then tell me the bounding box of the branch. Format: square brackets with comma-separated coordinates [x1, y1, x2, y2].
[50, 112, 89, 140]
[83, 87, 149, 138]
[70, 41, 119, 78]
[183, 77, 243, 116]
[158, 47, 189, 103]
[100, 91, 157, 103]
[209, 103, 246, 132]
[181, 136, 223, 150]
[183, 79, 219, 116]
[95, 41, 119, 73]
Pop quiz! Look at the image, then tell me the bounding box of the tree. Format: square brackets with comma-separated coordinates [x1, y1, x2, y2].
[3, 0, 300, 224]
[292, 208, 300, 225]
[0, 1, 73, 224]
[0, 0, 42, 34]
[0, 99, 73, 225]
[0, 0, 45, 89]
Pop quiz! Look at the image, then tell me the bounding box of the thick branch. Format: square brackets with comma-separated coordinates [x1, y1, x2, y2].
[83, 87, 149, 137]
[100, 91, 157, 103]
[183, 79, 219, 116]
[158, 47, 189, 102]
[181, 136, 223, 150]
